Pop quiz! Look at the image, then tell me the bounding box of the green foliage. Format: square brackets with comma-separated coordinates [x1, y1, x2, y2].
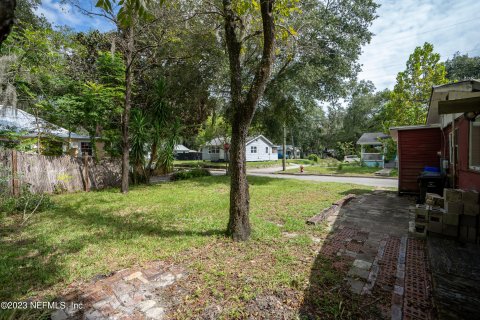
[379, 43, 448, 129]
[445, 52, 480, 81]
[382, 137, 397, 162]
[307, 154, 318, 162]
[337, 163, 343, 171]
[0, 186, 53, 218]
[336, 141, 356, 160]
[171, 168, 211, 181]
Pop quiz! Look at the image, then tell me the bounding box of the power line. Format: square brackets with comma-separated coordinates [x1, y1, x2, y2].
[369, 16, 480, 47]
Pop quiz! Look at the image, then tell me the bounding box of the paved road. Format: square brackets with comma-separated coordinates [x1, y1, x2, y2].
[211, 165, 398, 188]
[248, 172, 398, 188]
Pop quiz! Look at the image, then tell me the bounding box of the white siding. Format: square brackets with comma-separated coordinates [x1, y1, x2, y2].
[246, 137, 275, 161]
[201, 147, 211, 160]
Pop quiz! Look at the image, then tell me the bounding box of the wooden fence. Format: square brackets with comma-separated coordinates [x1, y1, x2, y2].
[0, 149, 121, 195]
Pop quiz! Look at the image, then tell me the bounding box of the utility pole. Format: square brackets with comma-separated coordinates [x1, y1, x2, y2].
[282, 122, 287, 171]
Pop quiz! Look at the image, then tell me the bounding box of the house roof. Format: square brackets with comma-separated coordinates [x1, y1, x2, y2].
[246, 135, 275, 147]
[205, 135, 275, 147]
[389, 124, 440, 142]
[0, 105, 90, 140]
[174, 144, 197, 152]
[356, 132, 389, 145]
[426, 79, 480, 125]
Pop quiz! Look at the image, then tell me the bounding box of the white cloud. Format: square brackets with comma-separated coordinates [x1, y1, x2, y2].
[35, 0, 115, 32]
[358, 0, 480, 90]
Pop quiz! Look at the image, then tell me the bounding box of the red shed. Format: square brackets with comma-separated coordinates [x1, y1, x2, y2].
[392, 80, 480, 194]
[391, 125, 442, 194]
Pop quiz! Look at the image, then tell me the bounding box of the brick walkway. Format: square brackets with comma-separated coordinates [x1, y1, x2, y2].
[322, 191, 434, 319]
[52, 261, 185, 320]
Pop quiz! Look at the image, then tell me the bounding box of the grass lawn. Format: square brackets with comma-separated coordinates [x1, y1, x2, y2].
[286, 164, 398, 177]
[0, 176, 377, 318]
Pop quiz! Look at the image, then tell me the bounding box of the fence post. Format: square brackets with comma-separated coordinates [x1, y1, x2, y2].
[11, 149, 19, 197]
[84, 153, 90, 192]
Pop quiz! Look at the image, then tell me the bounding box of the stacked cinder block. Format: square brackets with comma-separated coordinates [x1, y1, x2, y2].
[413, 190, 479, 242]
[442, 189, 464, 237]
[459, 190, 479, 243]
[414, 204, 429, 236]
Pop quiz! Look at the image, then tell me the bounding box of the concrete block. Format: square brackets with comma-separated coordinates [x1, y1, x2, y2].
[462, 190, 480, 204]
[444, 213, 460, 226]
[445, 201, 463, 215]
[426, 193, 444, 207]
[464, 203, 480, 216]
[444, 188, 464, 202]
[415, 205, 429, 221]
[460, 214, 477, 227]
[459, 226, 477, 243]
[442, 224, 458, 237]
[428, 220, 443, 234]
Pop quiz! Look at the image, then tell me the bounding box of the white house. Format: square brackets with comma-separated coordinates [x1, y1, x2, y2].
[0, 105, 94, 156]
[201, 135, 277, 162]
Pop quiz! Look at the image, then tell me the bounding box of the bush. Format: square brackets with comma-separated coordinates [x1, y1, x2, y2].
[171, 168, 211, 181]
[307, 154, 319, 162]
[337, 163, 343, 171]
[0, 188, 54, 217]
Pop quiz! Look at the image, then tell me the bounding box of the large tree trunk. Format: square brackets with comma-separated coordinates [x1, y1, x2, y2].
[227, 118, 251, 240]
[0, 0, 16, 45]
[224, 0, 275, 241]
[121, 25, 134, 193]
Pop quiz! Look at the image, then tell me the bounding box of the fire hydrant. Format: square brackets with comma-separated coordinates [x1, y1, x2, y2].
[300, 165, 304, 173]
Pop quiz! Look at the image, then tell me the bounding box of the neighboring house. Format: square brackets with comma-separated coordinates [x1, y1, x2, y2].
[201, 135, 277, 162]
[277, 145, 300, 159]
[356, 132, 390, 168]
[0, 105, 94, 156]
[174, 144, 201, 160]
[390, 80, 480, 193]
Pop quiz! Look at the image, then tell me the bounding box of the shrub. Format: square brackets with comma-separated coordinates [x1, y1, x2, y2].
[337, 163, 343, 171]
[0, 188, 53, 218]
[171, 168, 211, 181]
[307, 154, 319, 162]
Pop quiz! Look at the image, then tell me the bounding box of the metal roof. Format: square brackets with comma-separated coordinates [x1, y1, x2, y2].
[0, 105, 90, 140]
[205, 135, 274, 147]
[356, 132, 390, 145]
[389, 124, 440, 142]
[427, 80, 480, 125]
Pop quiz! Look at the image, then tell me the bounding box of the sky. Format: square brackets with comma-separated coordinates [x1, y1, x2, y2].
[34, 0, 480, 91]
[358, 0, 480, 90]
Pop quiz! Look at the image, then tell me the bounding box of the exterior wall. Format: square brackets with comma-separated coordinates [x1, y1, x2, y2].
[201, 147, 210, 161]
[201, 147, 226, 161]
[398, 128, 442, 193]
[443, 116, 480, 191]
[246, 138, 274, 162]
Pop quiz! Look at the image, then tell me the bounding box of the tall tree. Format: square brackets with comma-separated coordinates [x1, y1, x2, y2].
[222, 0, 276, 241]
[380, 42, 448, 128]
[445, 52, 480, 81]
[0, 0, 16, 45]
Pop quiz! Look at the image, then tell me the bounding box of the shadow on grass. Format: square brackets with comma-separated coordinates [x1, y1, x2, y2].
[0, 199, 226, 302]
[299, 189, 386, 319]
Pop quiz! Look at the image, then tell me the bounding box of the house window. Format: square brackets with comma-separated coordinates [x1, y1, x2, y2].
[209, 146, 220, 154]
[251, 146, 257, 153]
[81, 142, 93, 156]
[470, 116, 480, 171]
[265, 147, 269, 153]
